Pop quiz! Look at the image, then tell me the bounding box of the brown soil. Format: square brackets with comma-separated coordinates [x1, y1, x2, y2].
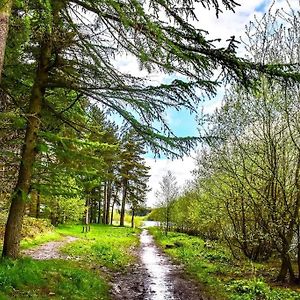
[23, 236, 77, 260]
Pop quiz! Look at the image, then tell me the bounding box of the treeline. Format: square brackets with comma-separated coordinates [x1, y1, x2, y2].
[1, 95, 150, 226]
[155, 6, 300, 284]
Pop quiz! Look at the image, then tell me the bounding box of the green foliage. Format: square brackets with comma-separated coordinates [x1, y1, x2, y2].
[146, 208, 164, 221]
[42, 195, 86, 225]
[21, 217, 53, 239]
[112, 211, 145, 227]
[0, 258, 109, 299]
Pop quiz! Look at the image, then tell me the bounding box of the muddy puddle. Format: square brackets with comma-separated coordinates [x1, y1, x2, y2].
[140, 229, 174, 299]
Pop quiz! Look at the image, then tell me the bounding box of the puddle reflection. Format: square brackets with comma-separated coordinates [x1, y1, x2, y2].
[141, 229, 175, 300]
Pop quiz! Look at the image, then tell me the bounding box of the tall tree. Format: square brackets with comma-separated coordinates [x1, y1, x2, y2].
[119, 131, 149, 226]
[156, 170, 179, 234]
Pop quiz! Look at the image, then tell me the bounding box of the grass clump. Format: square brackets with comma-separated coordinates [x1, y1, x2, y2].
[0, 258, 109, 299]
[227, 279, 300, 300]
[57, 224, 140, 270]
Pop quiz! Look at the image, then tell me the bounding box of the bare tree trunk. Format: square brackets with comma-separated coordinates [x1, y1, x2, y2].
[97, 184, 102, 223]
[28, 190, 38, 217]
[97, 199, 101, 224]
[277, 253, 295, 282]
[0, 0, 12, 82]
[36, 190, 40, 218]
[297, 222, 300, 282]
[110, 199, 116, 225]
[120, 179, 127, 227]
[2, 32, 52, 259]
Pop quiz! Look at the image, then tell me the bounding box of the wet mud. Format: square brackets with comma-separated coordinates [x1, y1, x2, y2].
[111, 229, 210, 300]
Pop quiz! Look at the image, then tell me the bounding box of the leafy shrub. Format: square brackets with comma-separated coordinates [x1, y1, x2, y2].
[202, 250, 231, 263]
[21, 217, 53, 239]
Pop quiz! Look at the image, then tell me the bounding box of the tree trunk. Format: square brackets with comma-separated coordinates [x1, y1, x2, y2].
[110, 198, 116, 225]
[105, 181, 112, 224]
[36, 191, 40, 218]
[131, 208, 135, 228]
[277, 253, 295, 282]
[0, 0, 12, 82]
[97, 199, 101, 224]
[28, 190, 37, 217]
[2, 34, 52, 258]
[102, 182, 107, 224]
[120, 179, 127, 227]
[297, 223, 300, 281]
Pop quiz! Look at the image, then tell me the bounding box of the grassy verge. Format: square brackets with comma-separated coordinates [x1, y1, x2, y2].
[150, 228, 300, 300]
[0, 224, 140, 299]
[1, 217, 56, 249]
[56, 224, 140, 271]
[0, 258, 108, 299]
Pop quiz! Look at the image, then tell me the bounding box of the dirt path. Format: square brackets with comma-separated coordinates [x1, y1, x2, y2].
[111, 229, 210, 300]
[23, 236, 77, 260]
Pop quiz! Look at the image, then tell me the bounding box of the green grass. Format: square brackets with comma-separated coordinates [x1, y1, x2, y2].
[56, 224, 140, 271]
[150, 228, 300, 300]
[0, 258, 109, 299]
[0, 224, 141, 299]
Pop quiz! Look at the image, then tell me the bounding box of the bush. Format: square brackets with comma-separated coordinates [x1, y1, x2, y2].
[21, 217, 53, 239]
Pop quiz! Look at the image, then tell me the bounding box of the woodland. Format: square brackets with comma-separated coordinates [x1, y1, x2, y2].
[1, 0, 300, 299]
